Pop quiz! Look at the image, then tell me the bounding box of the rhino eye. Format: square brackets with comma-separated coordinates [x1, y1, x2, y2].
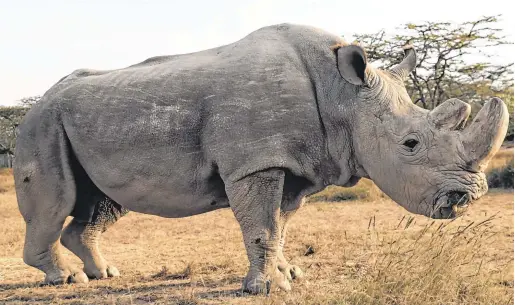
[403, 139, 419, 150]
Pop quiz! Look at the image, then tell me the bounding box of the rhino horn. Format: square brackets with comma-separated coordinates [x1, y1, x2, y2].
[391, 43, 417, 79]
[461, 97, 509, 172]
[429, 98, 471, 130]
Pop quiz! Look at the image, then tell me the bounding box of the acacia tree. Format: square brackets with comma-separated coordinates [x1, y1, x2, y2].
[19, 95, 41, 108]
[354, 15, 513, 110]
[0, 96, 39, 156]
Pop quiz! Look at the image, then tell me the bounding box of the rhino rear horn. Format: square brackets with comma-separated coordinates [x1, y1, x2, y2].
[391, 43, 417, 80]
[429, 99, 471, 130]
[461, 97, 509, 172]
[336, 45, 367, 85]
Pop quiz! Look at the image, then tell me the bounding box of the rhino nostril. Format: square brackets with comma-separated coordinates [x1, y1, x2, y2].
[447, 191, 469, 206]
[434, 191, 471, 218]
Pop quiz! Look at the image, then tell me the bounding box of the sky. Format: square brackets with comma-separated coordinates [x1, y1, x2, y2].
[0, 0, 513, 106]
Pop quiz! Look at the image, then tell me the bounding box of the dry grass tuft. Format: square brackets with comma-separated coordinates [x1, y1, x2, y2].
[152, 265, 192, 280]
[347, 214, 513, 305]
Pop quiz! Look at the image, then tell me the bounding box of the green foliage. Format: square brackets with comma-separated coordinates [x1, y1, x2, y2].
[487, 159, 514, 189]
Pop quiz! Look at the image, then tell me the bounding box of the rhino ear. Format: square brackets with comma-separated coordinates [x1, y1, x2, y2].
[336, 45, 367, 85]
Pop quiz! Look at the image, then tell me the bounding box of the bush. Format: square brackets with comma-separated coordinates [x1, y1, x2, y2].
[306, 180, 385, 203]
[487, 158, 514, 188]
[307, 187, 370, 203]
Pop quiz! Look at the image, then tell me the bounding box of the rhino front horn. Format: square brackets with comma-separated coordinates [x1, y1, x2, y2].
[391, 43, 417, 80]
[461, 97, 509, 172]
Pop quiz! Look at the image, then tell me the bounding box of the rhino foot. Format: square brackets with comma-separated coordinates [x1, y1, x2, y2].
[84, 264, 120, 280]
[242, 269, 292, 295]
[277, 262, 304, 281]
[61, 217, 122, 281]
[43, 269, 89, 285]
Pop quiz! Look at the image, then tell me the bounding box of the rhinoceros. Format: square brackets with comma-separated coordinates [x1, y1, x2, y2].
[14, 23, 508, 294]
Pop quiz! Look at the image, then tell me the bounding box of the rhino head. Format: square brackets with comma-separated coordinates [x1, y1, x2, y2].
[335, 44, 509, 219]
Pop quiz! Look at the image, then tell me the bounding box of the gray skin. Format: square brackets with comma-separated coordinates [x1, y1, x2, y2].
[13, 23, 508, 294]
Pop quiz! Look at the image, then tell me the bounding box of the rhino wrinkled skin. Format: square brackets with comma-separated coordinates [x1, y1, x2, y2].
[13, 23, 509, 294]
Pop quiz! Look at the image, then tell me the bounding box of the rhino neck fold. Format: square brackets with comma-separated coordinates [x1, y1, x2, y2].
[309, 68, 363, 186]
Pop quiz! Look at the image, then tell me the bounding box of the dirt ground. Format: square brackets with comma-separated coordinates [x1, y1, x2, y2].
[0, 156, 513, 304]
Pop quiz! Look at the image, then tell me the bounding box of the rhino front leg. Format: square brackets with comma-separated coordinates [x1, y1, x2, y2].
[61, 197, 128, 279]
[277, 202, 304, 281]
[226, 169, 291, 294]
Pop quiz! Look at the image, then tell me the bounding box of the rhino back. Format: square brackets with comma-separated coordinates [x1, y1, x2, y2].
[25, 24, 341, 216]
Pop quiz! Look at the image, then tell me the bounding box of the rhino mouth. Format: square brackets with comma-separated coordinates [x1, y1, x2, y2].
[431, 191, 471, 219]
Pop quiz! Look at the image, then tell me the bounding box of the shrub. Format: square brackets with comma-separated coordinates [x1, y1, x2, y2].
[487, 158, 514, 189]
[307, 180, 385, 203]
[307, 187, 370, 203]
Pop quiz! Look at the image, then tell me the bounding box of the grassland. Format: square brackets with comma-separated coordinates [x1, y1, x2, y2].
[0, 149, 513, 305]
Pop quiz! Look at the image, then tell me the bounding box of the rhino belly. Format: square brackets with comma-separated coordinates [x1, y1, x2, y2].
[71, 144, 229, 218]
[116, 189, 230, 218]
[94, 175, 230, 218]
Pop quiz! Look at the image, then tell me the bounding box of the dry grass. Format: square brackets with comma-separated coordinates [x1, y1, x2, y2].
[0, 150, 513, 305]
[0, 168, 14, 194]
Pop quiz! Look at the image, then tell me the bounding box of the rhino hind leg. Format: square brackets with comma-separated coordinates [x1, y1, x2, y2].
[22, 220, 89, 285]
[276, 178, 310, 283]
[61, 197, 129, 279]
[14, 126, 92, 285]
[277, 206, 304, 281]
